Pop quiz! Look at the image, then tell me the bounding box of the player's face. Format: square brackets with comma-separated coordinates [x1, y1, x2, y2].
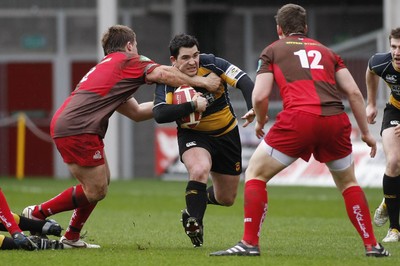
[172, 46, 200, 77]
[390, 38, 400, 69]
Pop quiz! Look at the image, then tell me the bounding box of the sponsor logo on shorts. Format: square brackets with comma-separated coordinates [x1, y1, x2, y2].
[390, 120, 399, 126]
[235, 162, 241, 172]
[186, 141, 197, 148]
[244, 218, 252, 223]
[93, 150, 102, 160]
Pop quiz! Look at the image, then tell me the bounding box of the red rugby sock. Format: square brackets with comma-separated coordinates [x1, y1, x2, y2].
[0, 189, 22, 234]
[64, 202, 97, 240]
[242, 179, 268, 246]
[33, 185, 91, 219]
[342, 186, 377, 246]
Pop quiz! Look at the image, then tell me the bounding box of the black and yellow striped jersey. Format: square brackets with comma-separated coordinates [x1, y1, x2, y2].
[368, 52, 400, 109]
[153, 53, 253, 136]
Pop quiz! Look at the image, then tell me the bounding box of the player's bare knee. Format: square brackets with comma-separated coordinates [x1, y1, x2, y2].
[221, 199, 235, 206]
[385, 157, 400, 176]
[188, 167, 209, 182]
[216, 194, 237, 206]
[86, 185, 108, 202]
[96, 190, 107, 201]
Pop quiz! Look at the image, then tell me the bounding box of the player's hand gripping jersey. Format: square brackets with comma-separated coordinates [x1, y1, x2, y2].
[153, 54, 252, 136]
[368, 52, 400, 109]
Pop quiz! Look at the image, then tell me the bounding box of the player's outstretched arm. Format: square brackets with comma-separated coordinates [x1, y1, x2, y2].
[147, 65, 221, 92]
[116, 97, 154, 122]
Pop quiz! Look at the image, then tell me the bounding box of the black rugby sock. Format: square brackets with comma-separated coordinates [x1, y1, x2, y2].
[383, 174, 400, 230]
[15, 215, 46, 233]
[185, 181, 207, 224]
[207, 186, 222, 205]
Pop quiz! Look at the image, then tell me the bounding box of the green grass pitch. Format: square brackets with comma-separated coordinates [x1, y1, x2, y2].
[0, 177, 398, 265]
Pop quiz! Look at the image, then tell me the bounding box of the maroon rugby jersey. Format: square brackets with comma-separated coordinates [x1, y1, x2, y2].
[257, 34, 346, 116]
[50, 52, 159, 138]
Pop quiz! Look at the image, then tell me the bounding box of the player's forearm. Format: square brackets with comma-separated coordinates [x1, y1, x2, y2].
[348, 91, 371, 135]
[153, 102, 194, 123]
[237, 75, 254, 110]
[365, 69, 379, 106]
[117, 100, 154, 122]
[254, 103, 269, 124]
[252, 73, 273, 124]
[150, 66, 211, 90]
[163, 66, 199, 87]
[253, 91, 269, 124]
[134, 102, 154, 122]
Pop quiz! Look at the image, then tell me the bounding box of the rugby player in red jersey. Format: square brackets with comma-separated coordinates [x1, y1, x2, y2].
[210, 4, 389, 257]
[21, 25, 221, 248]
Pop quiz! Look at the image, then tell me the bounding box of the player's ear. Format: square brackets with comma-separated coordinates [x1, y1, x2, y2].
[126, 41, 133, 52]
[170, 56, 177, 66]
[276, 25, 283, 38]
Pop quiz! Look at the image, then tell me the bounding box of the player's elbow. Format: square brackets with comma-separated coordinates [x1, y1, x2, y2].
[253, 96, 267, 108]
[153, 112, 163, 123]
[152, 106, 168, 123]
[347, 90, 365, 108]
[148, 66, 173, 84]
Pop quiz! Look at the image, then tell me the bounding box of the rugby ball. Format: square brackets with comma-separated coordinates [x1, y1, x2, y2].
[172, 85, 202, 129]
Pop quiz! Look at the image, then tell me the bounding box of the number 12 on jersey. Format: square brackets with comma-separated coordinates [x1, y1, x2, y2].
[294, 49, 324, 69]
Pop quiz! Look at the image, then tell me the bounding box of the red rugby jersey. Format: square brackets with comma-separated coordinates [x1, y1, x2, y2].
[51, 52, 159, 138]
[257, 34, 346, 116]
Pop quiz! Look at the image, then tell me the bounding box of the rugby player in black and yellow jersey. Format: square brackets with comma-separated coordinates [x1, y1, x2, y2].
[366, 27, 400, 243]
[0, 189, 62, 250]
[153, 34, 255, 247]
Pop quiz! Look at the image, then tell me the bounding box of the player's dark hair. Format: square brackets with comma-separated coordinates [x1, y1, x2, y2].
[275, 4, 307, 36]
[101, 25, 136, 56]
[169, 34, 200, 58]
[389, 27, 400, 41]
